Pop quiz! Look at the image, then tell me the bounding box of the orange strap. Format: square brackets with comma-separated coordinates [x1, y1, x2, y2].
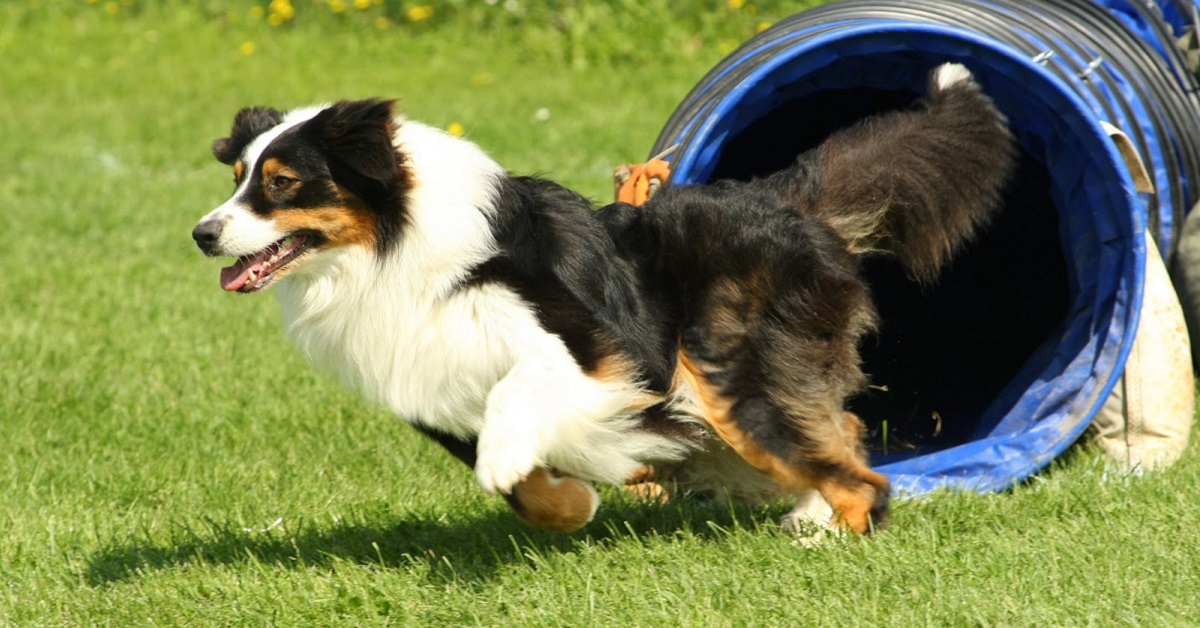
[614, 159, 673, 206]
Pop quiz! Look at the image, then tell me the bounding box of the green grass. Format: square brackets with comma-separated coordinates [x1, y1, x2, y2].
[3, 2, 1200, 625]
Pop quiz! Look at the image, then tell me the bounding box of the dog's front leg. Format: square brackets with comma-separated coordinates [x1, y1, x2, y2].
[475, 356, 571, 496]
[474, 351, 642, 496]
[475, 348, 655, 533]
[476, 361, 606, 532]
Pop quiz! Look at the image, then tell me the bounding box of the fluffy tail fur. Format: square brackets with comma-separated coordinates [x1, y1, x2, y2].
[766, 63, 1017, 282]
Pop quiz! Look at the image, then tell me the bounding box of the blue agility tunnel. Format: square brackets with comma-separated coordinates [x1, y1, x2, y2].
[650, 0, 1200, 494]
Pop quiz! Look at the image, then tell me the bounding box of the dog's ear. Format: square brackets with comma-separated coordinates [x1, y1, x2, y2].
[305, 99, 400, 186]
[212, 106, 284, 165]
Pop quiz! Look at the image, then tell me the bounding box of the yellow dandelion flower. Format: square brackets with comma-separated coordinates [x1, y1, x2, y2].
[717, 39, 738, 55]
[374, 16, 391, 29]
[756, 21, 772, 33]
[407, 5, 433, 22]
[104, 1, 118, 14]
[85, 0, 98, 5]
[353, 0, 371, 9]
[269, 0, 294, 20]
[239, 41, 256, 56]
[446, 122, 465, 137]
[725, 0, 745, 10]
[470, 73, 495, 87]
[328, 0, 347, 13]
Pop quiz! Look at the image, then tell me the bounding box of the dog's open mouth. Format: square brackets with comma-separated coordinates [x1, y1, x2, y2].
[220, 235, 313, 293]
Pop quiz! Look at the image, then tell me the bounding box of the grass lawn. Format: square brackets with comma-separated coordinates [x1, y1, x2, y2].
[2, 1, 1199, 625]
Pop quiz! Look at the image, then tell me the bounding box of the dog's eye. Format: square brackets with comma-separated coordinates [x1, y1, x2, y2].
[271, 176, 297, 191]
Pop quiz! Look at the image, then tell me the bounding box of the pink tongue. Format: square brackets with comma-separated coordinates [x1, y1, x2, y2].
[220, 250, 272, 292]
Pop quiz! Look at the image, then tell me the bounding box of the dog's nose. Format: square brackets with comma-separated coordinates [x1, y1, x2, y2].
[192, 220, 223, 255]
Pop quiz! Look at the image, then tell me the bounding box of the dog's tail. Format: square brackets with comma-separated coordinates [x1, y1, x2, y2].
[769, 63, 1017, 282]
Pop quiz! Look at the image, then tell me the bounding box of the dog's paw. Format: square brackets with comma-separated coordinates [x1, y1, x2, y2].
[475, 432, 540, 495]
[780, 490, 838, 547]
[509, 469, 601, 533]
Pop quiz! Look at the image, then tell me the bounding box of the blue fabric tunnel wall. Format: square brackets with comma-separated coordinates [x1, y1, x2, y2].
[649, 0, 1200, 494]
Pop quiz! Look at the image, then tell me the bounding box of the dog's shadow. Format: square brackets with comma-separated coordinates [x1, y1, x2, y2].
[84, 497, 791, 587]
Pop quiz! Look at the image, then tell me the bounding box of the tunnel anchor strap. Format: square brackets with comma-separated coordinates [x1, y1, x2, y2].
[1100, 121, 1155, 194]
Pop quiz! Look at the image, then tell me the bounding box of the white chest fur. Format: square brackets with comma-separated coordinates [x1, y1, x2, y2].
[275, 250, 530, 439]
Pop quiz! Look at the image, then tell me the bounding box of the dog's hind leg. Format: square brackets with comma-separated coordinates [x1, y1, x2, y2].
[676, 351, 890, 535]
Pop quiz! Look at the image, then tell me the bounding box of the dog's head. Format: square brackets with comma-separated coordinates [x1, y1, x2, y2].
[192, 99, 410, 293]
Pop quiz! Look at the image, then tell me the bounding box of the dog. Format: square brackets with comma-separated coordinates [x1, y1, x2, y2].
[192, 63, 1014, 535]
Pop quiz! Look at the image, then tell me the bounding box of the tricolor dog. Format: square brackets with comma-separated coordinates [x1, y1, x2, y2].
[192, 63, 1014, 534]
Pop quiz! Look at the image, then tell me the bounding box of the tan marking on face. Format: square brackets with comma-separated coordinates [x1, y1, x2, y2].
[674, 350, 885, 534]
[233, 160, 245, 183]
[267, 205, 378, 250]
[508, 468, 598, 533]
[261, 157, 301, 189]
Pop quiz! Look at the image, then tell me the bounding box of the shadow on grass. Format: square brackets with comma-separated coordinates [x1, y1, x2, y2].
[84, 496, 790, 588]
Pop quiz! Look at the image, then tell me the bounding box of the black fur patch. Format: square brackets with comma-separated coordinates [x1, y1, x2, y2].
[613, 180, 876, 464]
[466, 176, 676, 392]
[412, 424, 478, 468]
[212, 106, 283, 165]
[299, 100, 410, 255]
